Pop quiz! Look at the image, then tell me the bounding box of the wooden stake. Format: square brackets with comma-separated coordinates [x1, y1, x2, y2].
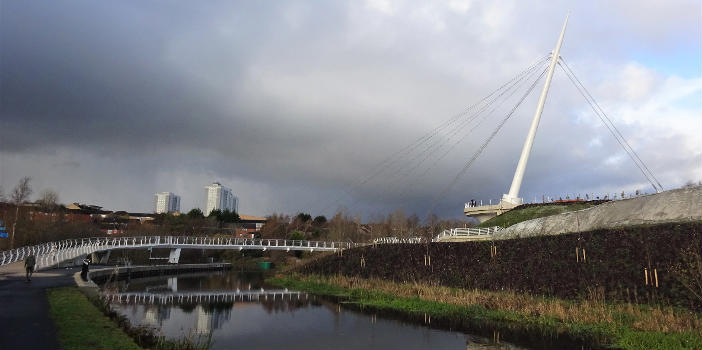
[428, 255, 431, 266]
[576, 247, 579, 262]
[644, 268, 648, 285]
[654, 268, 659, 288]
[582, 248, 586, 262]
[424, 255, 427, 266]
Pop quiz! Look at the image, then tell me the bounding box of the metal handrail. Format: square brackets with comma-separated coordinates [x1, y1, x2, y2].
[433, 226, 502, 241]
[373, 237, 426, 244]
[0, 236, 359, 269]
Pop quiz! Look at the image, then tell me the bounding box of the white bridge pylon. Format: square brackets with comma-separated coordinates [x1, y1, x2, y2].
[465, 13, 570, 223]
[0, 236, 359, 270]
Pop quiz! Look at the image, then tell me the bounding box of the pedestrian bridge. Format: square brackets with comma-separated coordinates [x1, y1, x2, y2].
[0, 236, 359, 270]
[101, 289, 307, 305]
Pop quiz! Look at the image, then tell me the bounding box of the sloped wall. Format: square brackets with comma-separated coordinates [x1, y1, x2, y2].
[494, 186, 701, 240]
[300, 222, 701, 309]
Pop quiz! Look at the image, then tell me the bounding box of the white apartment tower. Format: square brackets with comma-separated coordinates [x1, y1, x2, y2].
[153, 192, 181, 214]
[204, 182, 238, 215]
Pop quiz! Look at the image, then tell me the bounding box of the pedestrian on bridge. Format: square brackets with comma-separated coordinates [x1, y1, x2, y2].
[24, 254, 36, 282]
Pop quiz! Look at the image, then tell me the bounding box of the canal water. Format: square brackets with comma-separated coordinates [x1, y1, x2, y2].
[101, 271, 528, 350]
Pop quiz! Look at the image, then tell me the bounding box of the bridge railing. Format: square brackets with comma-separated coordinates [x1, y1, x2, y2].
[0, 236, 360, 269]
[373, 237, 426, 244]
[101, 289, 306, 304]
[433, 226, 502, 241]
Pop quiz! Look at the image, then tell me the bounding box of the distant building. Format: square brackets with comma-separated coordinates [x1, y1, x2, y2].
[153, 192, 181, 214]
[204, 182, 238, 215]
[239, 214, 267, 232]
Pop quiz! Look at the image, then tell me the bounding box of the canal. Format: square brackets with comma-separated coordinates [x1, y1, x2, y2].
[100, 270, 528, 350]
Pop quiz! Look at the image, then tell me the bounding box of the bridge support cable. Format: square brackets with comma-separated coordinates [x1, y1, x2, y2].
[557, 57, 663, 192]
[387, 60, 552, 206]
[316, 54, 551, 214]
[394, 58, 551, 183]
[425, 66, 549, 216]
[344, 59, 552, 213]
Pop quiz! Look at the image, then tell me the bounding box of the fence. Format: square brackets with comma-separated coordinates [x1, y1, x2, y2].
[433, 227, 502, 241]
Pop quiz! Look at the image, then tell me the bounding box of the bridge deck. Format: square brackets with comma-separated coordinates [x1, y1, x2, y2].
[1, 236, 359, 270]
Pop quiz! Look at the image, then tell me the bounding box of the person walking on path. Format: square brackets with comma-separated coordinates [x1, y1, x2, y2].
[80, 257, 90, 280]
[24, 254, 36, 282]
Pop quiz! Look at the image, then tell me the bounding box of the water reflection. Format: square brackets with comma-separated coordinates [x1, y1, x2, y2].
[102, 272, 528, 350]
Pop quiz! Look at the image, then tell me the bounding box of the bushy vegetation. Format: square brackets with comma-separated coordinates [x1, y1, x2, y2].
[299, 222, 702, 310]
[260, 210, 472, 243]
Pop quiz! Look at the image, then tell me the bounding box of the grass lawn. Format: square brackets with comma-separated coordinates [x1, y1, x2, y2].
[47, 287, 143, 350]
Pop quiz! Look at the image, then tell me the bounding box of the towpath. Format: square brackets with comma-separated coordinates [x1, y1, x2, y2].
[0, 262, 79, 349]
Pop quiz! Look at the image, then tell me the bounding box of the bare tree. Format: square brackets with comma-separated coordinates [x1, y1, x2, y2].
[37, 189, 60, 212]
[10, 177, 32, 249]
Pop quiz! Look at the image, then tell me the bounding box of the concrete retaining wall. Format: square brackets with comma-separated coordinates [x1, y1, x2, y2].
[494, 186, 702, 240]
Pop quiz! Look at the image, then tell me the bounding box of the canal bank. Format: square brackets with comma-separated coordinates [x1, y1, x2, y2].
[267, 274, 702, 350]
[47, 263, 232, 350]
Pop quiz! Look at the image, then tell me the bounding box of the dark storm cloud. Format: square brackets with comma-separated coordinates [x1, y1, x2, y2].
[1, 1, 699, 217]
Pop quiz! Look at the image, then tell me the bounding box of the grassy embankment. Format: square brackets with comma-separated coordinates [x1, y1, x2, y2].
[47, 287, 143, 349]
[268, 274, 702, 350]
[477, 202, 597, 228]
[47, 287, 211, 350]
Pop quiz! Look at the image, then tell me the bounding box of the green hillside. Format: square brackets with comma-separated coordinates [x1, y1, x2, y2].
[477, 202, 598, 228]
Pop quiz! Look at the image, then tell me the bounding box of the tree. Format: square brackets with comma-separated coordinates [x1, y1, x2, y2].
[287, 230, 305, 241]
[296, 213, 312, 222]
[312, 215, 327, 226]
[10, 177, 32, 249]
[187, 208, 204, 219]
[260, 213, 290, 239]
[37, 189, 60, 212]
[220, 209, 240, 224]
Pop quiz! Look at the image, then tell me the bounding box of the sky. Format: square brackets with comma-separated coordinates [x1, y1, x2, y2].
[1, 0, 700, 219]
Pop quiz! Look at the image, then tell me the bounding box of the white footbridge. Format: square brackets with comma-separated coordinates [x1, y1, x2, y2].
[0, 236, 359, 270]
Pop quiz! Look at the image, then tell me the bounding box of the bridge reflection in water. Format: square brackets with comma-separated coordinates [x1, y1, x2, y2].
[101, 289, 307, 305]
[104, 272, 529, 350]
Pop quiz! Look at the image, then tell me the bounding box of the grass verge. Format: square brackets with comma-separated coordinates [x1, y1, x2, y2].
[47, 287, 143, 349]
[268, 274, 702, 350]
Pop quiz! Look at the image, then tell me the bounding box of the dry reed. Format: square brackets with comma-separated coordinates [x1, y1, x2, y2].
[306, 274, 700, 333]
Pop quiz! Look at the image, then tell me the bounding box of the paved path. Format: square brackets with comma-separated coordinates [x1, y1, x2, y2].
[0, 262, 79, 349]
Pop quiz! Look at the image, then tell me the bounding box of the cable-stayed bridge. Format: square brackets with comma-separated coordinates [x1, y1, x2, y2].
[0, 15, 666, 264]
[319, 13, 662, 223]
